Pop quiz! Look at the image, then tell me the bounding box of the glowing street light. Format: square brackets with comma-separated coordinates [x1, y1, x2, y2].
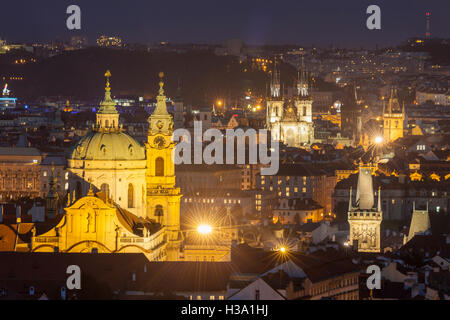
[374, 136, 383, 144]
[279, 246, 287, 253]
[216, 99, 223, 107]
[197, 224, 213, 235]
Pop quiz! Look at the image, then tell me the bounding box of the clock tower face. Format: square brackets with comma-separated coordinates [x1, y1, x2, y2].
[153, 135, 166, 149]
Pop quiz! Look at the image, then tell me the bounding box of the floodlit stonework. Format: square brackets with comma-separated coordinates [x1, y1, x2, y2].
[348, 164, 382, 253]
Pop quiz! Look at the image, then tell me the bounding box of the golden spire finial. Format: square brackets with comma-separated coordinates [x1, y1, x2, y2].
[87, 178, 94, 196]
[158, 72, 164, 95]
[105, 70, 112, 92]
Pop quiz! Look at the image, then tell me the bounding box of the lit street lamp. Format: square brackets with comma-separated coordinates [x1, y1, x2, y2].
[196, 224, 213, 235]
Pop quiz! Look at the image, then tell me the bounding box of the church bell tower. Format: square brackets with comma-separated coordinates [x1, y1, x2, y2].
[145, 72, 182, 261]
[383, 88, 405, 143]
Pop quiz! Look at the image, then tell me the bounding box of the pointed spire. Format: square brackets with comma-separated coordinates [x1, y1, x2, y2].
[98, 70, 118, 114]
[348, 187, 353, 211]
[152, 72, 169, 116]
[148, 72, 173, 135]
[355, 163, 375, 210]
[297, 55, 309, 97]
[377, 187, 381, 211]
[96, 70, 119, 131]
[270, 60, 281, 98]
[87, 183, 94, 197]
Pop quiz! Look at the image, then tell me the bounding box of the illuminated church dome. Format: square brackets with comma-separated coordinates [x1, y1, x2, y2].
[71, 131, 145, 161]
[68, 71, 147, 217]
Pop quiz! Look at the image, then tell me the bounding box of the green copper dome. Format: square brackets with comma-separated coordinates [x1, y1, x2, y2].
[70, 131, 145, 161]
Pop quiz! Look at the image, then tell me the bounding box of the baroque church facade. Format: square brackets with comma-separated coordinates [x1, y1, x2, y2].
[31, 72, 182, 260]
[266, 62, 314, 147]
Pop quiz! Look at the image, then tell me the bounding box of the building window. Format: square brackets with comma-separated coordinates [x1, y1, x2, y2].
[155, 157, 164, 176]
[417, 145, 426, 151]
[155, 205, 163, 223]
[128, 183, 134, 208]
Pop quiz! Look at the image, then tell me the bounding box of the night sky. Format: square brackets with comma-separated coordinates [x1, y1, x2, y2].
[1, 0, 449, 47]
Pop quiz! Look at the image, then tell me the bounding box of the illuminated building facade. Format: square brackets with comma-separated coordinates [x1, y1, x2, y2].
[31, 186, 167, 259]
[266, 63, 314, 147]
[0, 84, 17, 110]
[68, 71, 147, 217]
[383, 88, 405, 143]
[145, 72, 182, 261]
[96, 35, 123, 48]
[31, 72, 182, 260]
[348, 164, 382, 253]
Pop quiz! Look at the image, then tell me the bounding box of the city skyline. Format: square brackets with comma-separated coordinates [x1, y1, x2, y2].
[1, 0, 449, 47]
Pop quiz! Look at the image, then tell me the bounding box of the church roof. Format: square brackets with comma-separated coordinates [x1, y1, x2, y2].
[69, 131, 145, 161]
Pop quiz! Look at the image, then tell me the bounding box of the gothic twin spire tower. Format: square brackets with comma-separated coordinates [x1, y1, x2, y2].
[266, 57, 314, 147]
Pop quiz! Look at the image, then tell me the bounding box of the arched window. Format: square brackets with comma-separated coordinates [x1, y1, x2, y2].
[155, 157, 164, 176]
[128, 183, 134, 208]
[105, 120, 109, 127]
[101, 183, 110, 198]
[155, 205, 163, 224]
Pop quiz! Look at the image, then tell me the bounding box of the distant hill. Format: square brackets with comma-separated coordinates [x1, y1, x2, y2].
[2, 47, 275, 106]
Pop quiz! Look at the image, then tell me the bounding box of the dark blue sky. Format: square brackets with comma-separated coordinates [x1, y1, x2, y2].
[1, 0, 448, 47]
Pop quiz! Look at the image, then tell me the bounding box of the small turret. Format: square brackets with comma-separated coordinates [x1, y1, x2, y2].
[95, 70, 120, 132]
[148, 72, 174, 136]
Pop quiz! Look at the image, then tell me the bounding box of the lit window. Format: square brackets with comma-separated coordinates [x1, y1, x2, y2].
[43, 171, 47, 177]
